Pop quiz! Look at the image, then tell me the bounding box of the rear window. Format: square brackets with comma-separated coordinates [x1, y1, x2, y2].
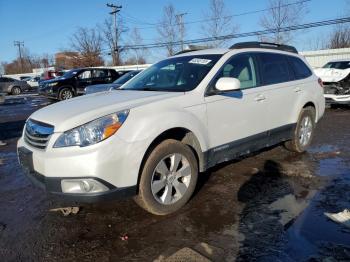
[288, 56, 312, 80]
[258, 53, 292, 85]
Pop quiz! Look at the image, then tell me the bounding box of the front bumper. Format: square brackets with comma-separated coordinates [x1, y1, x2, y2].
[18, 146, 137, 202]
[38, 86, 57, 98]
[324, 94, 350, 105]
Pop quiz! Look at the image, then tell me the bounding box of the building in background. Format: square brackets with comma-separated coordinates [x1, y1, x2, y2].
[55, 52, 80, 69]
[301, 48, 350, 68]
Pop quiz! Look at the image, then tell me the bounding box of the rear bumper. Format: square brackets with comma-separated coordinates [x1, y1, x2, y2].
[18, 146, 137, 202]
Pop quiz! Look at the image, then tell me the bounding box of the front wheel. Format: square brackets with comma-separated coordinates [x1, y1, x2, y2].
[58, 88, 74, 100]
[285, 107, 316, 153]
[134, 139, 198, 215]
[11, 86, 21, 95]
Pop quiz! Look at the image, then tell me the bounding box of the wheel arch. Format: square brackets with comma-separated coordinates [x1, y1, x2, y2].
[136, 127, 206, 192]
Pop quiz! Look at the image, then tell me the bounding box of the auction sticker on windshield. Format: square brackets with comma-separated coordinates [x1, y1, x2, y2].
[189, 58, 212, 65]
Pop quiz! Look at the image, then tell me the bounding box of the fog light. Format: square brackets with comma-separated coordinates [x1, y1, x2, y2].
[61, 179, 109, 194]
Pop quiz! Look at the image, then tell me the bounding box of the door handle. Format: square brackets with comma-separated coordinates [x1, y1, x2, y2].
[254, 94, 266, 102]
[294, 87, 302, 93]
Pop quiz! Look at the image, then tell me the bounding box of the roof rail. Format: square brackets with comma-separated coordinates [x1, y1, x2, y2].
[230, 42, 298, 54]
[174, 45, 210, 55]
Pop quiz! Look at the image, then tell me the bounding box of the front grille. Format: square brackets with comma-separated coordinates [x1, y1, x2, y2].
[24, 119, 54, 149]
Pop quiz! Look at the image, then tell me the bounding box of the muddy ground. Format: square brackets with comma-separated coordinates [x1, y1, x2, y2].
[0, 94, 349, 261]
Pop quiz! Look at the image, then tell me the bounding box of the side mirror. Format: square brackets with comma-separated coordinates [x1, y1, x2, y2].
[215, 77, 241, 92]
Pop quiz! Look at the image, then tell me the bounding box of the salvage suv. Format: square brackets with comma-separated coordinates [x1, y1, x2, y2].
[18, 42, 325, 215]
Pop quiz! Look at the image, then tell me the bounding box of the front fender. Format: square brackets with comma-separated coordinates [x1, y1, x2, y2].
[117, 106, 209, 153]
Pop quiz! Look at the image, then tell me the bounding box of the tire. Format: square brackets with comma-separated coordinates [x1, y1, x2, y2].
[134, 139, 198, 215]
[285, 106, 316, 153]
[11, 86, 21, 95]
[58, 88, 74, 100]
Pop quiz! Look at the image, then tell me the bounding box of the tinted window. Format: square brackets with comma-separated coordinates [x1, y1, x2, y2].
[92, 69, 107, 78]
[78, 70, 91, 80]
[323, 61, 350, 69]
[213, 53, 258, 90]
[288, 56, 312, 80]
[259, 53, 292, 85]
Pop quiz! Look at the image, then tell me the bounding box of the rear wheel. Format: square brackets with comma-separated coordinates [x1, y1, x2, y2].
[58, 88, 73, 100]
[134, 139, 198, 215]
[285, 107, 316, 153]
[11, 86, 21, 95]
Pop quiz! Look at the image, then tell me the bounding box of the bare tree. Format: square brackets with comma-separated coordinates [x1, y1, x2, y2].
[201, 0, 238, 47]
[100, 17, 126, 65]
[126, 27, 148, 64]
[259, 0, 308, 44]
[70, 27, 104, 67]
[157, 4, 181, 56]
[328, 25, 350, 49]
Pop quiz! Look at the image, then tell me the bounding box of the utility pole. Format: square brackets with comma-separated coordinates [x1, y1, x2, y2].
[106, 3, 122, 65]
[14, 41, 24, 73]
[175, 12, 187, 51]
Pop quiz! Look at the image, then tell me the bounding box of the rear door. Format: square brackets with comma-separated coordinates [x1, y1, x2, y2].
[91, 69, 112, 85]
[256, 52, 299, 136]
[205, 52, 269, 164]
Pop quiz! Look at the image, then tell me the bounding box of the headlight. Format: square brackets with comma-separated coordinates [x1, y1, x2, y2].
[48, 82, 58, 87]
[54, 110, 129, 148]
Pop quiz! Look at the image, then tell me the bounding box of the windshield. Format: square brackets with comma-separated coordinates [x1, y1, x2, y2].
[113, 71, 141, 85]
[62, 69, 80, 78]
[323, 61, 350, 69]
[121, 55, 222, 92]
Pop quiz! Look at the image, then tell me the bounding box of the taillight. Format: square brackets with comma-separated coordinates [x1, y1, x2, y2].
[318, 78, 323, 88]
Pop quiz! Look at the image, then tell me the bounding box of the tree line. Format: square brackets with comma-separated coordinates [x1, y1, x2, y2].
[2, 0, 350, 75]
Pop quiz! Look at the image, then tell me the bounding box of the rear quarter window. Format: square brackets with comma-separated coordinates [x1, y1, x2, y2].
[258, 53, 292, 85]
[288, 56, 312, 80]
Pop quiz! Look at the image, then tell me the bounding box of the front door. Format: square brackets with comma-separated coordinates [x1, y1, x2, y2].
[205, 53, 269, 166]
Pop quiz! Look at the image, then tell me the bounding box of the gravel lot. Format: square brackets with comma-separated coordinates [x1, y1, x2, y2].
[0, 94, 349, 261]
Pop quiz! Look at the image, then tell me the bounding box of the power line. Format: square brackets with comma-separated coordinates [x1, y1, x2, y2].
[122, 0, 311, 31]
[118, 16, 350, 50]
[13, 41, 24, 72]
[106, 3, 122, 65]
[175, 13, 188, 51]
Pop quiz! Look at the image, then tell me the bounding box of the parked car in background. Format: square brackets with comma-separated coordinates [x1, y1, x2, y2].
[40, 70, 64, 81]
[84, 70, 142, 94]
[39, 68, 119, 100]
[314, 59, 350, 106]
[18, 42, 325, 215]
[0, 77, 31, 95]
[23, 76, 41, 88]
[19, 76, 31, 80]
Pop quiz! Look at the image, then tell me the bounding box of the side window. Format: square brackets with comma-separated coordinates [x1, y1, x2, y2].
[288, 56, 312, 80]
[92, 69, 107, 78]
[215, 53, 258, 90]
[259, 53, 292, 85]
[0, 78, 4, 82]
[78, 70, 91, 80]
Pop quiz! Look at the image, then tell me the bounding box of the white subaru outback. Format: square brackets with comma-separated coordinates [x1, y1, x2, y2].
[17, 42, 325, 215]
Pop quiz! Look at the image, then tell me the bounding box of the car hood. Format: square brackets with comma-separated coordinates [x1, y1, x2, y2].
[85, 83, 119, 94]
[314, 68, 350, 82]
[30, 90, 184, 132]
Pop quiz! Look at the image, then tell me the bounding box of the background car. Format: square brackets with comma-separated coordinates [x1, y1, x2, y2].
[23, 76, 41, 89]
[0, 77, 31, 95]
[39, 68, 119, 100]
[84, 70, 141, 94]
[40, 70, 64, 81]
[314, 59, 350, 106]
